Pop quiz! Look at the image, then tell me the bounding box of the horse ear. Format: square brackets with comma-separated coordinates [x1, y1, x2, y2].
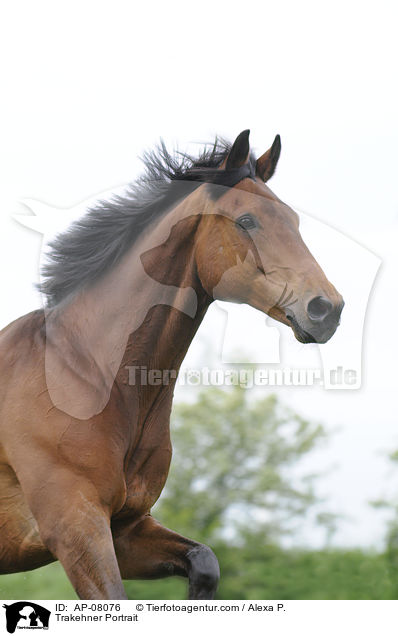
[225, 129, 251, 170]
[256, 134, 281, 182]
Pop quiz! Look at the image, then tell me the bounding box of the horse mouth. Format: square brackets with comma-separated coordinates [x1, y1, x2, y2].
[286, 314, 317, 344]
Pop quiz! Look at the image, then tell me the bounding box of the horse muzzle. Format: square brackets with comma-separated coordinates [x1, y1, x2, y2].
[286, 296, 345, 344]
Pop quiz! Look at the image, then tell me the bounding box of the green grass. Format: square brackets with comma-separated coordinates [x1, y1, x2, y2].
[0, 563, 76, 599]
[0, 547, 395, 600]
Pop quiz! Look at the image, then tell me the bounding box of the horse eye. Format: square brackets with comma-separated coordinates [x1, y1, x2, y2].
[236, 214, 257, 230]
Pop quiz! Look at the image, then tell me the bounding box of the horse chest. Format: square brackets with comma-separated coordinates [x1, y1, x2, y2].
[122, 437, 172, 515]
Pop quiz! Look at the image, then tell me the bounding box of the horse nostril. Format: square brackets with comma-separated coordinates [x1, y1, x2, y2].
[307, 296, 333, 322]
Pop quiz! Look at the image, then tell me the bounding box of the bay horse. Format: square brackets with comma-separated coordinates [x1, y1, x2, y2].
[0, 130, 343, 599]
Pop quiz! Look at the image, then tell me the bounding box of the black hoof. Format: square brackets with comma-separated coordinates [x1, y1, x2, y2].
[187, 545, 220, 599]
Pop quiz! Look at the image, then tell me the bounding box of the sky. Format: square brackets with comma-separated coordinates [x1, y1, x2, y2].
[0, 0, 397, 548]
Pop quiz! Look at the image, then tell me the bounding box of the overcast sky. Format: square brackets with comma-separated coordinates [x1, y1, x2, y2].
[0, 0, 397, 548]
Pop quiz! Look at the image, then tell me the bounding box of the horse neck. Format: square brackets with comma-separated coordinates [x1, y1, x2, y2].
[48, 191, 211, 391]
[119, 216, 212, 378]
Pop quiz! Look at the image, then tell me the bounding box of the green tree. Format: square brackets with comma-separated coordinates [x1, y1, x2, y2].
[154, 386, 328, 545]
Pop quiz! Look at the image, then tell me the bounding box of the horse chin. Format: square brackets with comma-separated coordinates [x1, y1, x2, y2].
[293, 328, 318, 345]
[266, 306, 316, 342]
[287, 314, 339, 345]
[286, 315, 318, 344]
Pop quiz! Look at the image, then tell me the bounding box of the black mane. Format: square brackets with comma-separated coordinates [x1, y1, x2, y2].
[40, 137, 256, 307]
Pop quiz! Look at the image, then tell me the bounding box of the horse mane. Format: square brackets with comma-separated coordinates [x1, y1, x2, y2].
[39, 137, 256, 307]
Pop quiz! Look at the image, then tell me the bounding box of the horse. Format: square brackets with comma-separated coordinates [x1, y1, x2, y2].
[0, 130, 344, 599]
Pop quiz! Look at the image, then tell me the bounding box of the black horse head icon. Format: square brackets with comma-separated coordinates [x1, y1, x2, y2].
[2, 602, 50, 633]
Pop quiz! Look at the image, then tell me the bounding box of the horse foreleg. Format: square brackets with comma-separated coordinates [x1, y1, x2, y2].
[112, 515, 220, 599]
[19, 473, 127, 599]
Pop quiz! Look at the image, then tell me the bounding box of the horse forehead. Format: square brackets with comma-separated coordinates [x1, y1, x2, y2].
[212, 179, 286, 221]
[232, 178, 282, 206]
[223, 179, 300, 231]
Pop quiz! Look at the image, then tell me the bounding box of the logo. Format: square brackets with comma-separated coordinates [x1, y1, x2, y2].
[2, 603, 50, 633]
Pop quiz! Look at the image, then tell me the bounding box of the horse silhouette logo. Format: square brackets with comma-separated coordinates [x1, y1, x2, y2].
[2, 602, 50, 633]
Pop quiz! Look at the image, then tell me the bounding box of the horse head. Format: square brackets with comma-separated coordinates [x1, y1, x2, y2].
[195, 130, 344, 344]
